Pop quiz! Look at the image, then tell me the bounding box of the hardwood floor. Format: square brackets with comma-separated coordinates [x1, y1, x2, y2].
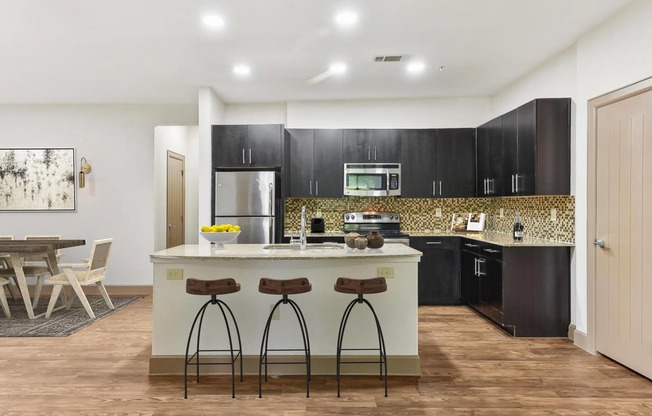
[0, 296, 650, 415]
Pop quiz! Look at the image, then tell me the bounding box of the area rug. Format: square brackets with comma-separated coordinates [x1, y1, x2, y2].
[0, 296, 143, 337]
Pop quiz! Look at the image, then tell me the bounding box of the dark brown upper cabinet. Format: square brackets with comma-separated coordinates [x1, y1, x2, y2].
[212, 124, 283, 168]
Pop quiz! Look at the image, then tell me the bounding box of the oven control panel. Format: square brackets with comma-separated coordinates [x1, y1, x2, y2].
[343, 211, 400, 224]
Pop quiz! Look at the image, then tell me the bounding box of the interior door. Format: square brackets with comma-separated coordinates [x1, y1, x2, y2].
[166, 151, 185, 249]
[595, 88, 652, 379]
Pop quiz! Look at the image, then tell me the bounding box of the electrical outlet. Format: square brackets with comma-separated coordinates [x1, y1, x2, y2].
[435, 208, 442, 217]
[499, 208, 504, 218]
[166, 269, 183, 280]
[270, 305, 280, 320]
[377, 266, 394, 279]
[550, 208, 557, 221]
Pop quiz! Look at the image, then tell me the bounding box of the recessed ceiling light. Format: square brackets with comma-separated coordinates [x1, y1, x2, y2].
[233, 65, 251, 76]
[203, 14, 224, 28]
[335, 11, 358, 26]
[329, 63, 347, 74]
[407, 61, 426, 74]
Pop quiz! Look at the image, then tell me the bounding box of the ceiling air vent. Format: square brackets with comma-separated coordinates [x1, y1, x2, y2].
[374, 55, 403, 62]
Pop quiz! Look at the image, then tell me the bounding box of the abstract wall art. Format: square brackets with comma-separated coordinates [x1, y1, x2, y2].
[0, 148, 76, 212]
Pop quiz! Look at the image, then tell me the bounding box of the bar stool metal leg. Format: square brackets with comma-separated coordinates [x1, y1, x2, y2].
[258, 294, 311, 398]
[184, 294, 242, 399]
[336, 294, 388, 397]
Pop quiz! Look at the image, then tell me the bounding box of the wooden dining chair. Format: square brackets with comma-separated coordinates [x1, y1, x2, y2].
[44, 238, 114, 319]
[0, 277, 10, 318]
[24, 235, 62, 307]
[0, 235, 61, 306]
[0, 235, 18, 300]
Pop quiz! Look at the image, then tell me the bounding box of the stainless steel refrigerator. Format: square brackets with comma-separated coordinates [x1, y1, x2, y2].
[214, 170, 277, 244]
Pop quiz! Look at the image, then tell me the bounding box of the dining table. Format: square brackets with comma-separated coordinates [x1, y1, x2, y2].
[0, 239, 85, 319]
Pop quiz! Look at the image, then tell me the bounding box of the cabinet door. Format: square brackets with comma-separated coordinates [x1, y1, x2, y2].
[247, 124, 282, 167]
[461, 250, 479, 306]
[436, 129, 475, 197]
[501, 109, 518, 195]
[372, 129, 401, 162]
[487, 117, 504, 196]
[478, 257, 503, 324]
[411, 237, 461, 305]
[400, 129, 437, 198]
[287, 129, 314, 197]
[313, 129, 343, 197]
[342, 129, 372, 163]
[516, 101, 536, 195]
[476, 122, 490, 196]
[212, 125, 248, 167]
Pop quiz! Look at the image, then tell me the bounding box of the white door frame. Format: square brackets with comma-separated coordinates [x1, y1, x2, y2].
[586, 75, 652, 353]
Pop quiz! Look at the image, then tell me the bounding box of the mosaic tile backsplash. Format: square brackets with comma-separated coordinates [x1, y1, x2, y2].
[285, 195, 575, 243]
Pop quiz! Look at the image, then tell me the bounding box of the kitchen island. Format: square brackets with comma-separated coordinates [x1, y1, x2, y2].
[149, 243, 422, 376]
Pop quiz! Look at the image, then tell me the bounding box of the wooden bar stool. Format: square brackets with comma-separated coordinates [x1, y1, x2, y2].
[334, 277, 388, 397]
[184, 278, 242, 399]
[258, 277, 312, 398]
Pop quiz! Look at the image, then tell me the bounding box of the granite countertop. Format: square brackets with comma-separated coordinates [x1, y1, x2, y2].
[287, 230, 574, 247]
[151, 243, 422, 261]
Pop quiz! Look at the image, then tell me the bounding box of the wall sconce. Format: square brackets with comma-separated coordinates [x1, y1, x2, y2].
[78, 157, 92, 188]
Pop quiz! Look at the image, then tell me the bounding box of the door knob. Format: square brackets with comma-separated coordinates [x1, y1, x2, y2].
[593, 239, 606, 248]
[168, 224, 176, 230]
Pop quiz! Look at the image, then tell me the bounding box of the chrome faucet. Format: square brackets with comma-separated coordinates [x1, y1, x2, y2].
[299, 206, 307, 250]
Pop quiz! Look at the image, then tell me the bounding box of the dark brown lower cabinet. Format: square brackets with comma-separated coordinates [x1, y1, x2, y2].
[411, 237, 461, 305]
[461, 238, 570, 337]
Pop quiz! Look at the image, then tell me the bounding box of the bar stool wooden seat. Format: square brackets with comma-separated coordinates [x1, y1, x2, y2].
[184, 278, 242, 399]
[334, 277, 388, 397]
[258, 277, 312, 398]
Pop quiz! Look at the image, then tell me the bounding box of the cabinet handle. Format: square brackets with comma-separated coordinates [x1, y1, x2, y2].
[242, 148, 246, 165]
[248, 148, 252, 165]
[315, 181, 319, 196]
[489, 178, 494, 194]
[374, 146, 377, 160]
[515, 174, 520, 192]
[474, 258, 479, 276]
[367, 146, 371, 160]
[432, 181, 436, 196]
[426, 241, 442, 245]
[309, 180, 312, 195]
[512, 174, 516, 193]
[439, 181, 442, 196]
[483, 248, 500, 253]
[464, 243, 479, 247]
[477, 258, 485, 276]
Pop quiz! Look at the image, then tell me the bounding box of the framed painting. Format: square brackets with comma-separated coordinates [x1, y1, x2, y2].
[0, 148, 76, 212]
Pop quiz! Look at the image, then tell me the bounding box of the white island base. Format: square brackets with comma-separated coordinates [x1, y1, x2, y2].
[149, 243, 422, 376]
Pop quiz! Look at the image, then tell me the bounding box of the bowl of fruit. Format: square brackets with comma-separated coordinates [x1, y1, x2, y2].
[200, 224, 241, 250]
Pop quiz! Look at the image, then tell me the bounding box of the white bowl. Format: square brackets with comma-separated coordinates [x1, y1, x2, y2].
[200, 231, 241, 249]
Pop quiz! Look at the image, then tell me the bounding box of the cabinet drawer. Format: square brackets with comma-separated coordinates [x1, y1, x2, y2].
[461, 238, 502, 261]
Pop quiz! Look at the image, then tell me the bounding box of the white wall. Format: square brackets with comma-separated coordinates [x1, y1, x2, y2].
[0, 104, 196, 285]
[154, 126, 199, 252]
[223, 103, 287, 125]
[198, 88, 225, 243]
[286, 97, 490, 128]
[489, 0, 652, 340]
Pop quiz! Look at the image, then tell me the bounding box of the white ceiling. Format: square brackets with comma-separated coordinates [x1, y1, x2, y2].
[0, 0, 633, 105]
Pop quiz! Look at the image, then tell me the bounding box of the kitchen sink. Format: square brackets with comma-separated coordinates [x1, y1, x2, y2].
[262, 243, 343, 250]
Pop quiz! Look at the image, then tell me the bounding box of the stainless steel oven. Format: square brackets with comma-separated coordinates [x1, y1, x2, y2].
[343, 211, 409, 245]
[343, 163, 401, 197]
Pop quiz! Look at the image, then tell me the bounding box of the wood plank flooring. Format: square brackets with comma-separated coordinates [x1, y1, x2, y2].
[0, 296, 650, 415]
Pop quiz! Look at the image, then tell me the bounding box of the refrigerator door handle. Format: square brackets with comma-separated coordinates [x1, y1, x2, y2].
[268, 183, 274, 243]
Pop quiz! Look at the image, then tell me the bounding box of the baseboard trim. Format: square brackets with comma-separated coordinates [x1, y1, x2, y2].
[567, 323, 576, 341]
[149, 354, 421, 376]
[573, 328, 593, 353]
[23, 284, 152, 296]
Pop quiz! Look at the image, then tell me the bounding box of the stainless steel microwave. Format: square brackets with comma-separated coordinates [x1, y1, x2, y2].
[343, 163, 401, 197]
